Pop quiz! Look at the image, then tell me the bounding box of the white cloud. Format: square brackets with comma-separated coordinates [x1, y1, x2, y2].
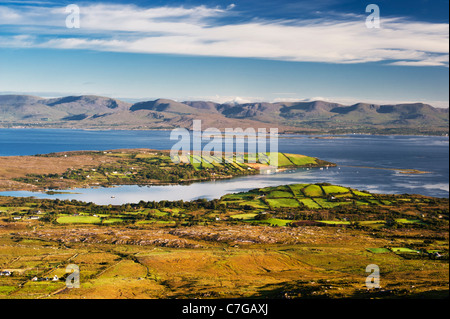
[0, 3, 448, 66]
[183, 95, 264, 104]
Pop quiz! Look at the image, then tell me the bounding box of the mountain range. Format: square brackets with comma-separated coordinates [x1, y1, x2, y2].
[0, 95, 448, 135]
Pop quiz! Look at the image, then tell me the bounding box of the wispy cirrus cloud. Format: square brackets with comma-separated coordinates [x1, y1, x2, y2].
[0, 3, 448, 66]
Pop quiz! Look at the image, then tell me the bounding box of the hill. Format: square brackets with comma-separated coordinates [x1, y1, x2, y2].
[0, 95, 448, 135]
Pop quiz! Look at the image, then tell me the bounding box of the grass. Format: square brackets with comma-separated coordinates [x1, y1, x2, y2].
[151, 210, 169, 217]
[238, 200, 269, 209]
[314, 198, 350, 208]
[395, 219, 423, 224]
[266, 198, 300, 208]
[322, 185, 350, 194]
[257, 153, 270, 165]
[352, 190, 372, 197]
[0, 179, 448, 299]
[283, 154, 317, 166]
[303, 185, 324, 197]
[266, 190, 294, 198]
[230, 162, 245, 171]
[390, 247, 420, 254]
[0, 220, 447, 299]
[0, 286, 17, 295]
[288, 184, 309, 197]
[252, 218, 292, 226]
[137, 220, 176, 225]
[230, 213, 258, 220]
[298, 198, 321, 209]
[275, 153, 295, 167]
[366, 248, 391, 254]
[221, 193, 254, 201]
[359, 220, 385, 226]
[56, 216, 101, 224]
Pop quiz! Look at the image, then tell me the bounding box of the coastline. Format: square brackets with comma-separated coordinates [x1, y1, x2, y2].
[0, 126, 448, 137]
[0, 149, 335, 193]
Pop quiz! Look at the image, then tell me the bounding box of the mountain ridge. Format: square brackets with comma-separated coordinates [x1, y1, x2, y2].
[0, 94, 448, 135]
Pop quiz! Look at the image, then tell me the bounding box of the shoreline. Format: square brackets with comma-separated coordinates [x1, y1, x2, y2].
[340, 165, 431, 175]
[0, 126, 448, 137]
[0, 149, 334, 193]
[0, 165, 329, 193]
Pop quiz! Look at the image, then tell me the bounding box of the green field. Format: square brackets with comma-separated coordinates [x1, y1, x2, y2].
[56, 215, 101, 224]
[102, 218, 124, 224]
[252, 218, 292, 226]
[352, 190, 372, 197]
[276, 153, 295, 167]
[395, 219, 423, 224]
[283, 153, 317, 166]
[0, 181, 448, 300]
[322, 185, 350, 194]
[221, 193, 255, 201]
[303, 185, 324, 197]
[288, 184, 309, 197]
[266, 198, 300, 208]
[230, 213, 258, 220]
[238, 200, 269, 209]
[266, 190, 294, 198]
[390, 247, 420, 254]
[314, 198, 350, 208]
[366, 248, 391, 254]
[150, 210, 169, 217]
[298, 198, 321, 209]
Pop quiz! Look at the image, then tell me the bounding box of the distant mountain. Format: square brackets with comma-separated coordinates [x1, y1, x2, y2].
[183, 101, 221, 113]
[130, 99, 200, 114]
[0, 95, 448, 135]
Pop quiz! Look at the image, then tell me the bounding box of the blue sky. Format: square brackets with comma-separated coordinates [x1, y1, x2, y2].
[0, 0, 448, 107]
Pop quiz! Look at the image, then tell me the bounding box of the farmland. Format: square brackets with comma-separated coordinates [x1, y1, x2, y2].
[0, 149, 334, 192]
[0, 182, 448, 299]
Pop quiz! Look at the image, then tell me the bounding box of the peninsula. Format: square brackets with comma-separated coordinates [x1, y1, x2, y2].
[0, 149, 335, 192]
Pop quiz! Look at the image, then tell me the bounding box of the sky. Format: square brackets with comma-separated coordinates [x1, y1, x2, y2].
[0, 0, 448, 107]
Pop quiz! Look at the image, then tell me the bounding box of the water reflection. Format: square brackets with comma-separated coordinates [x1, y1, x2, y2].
[1, 165, 448, 205]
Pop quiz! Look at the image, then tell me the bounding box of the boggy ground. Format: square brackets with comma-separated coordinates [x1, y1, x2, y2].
[0, 183, 448, 299]
[0, 221, 448, 299]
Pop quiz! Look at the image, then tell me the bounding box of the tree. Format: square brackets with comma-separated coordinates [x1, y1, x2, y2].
[255, 212, 272, 220]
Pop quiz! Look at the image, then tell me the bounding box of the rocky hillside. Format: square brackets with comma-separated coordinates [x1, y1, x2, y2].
[0, 95, 448, 134]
